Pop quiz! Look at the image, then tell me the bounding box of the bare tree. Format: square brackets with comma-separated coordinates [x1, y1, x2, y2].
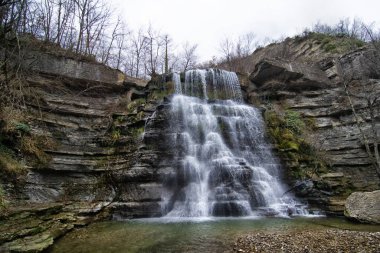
[73, 0, 87, 53]
[131, 27, 147, 78]
[1, 0, 201, 80]
[162, 34, 171, 74]
[0, 0, 30, 111]
[180, 41, 198, 72]
[114, 21, 129, 70]
[219, 37, 235, 71]
[37, 0, 54, 41]
[312, 18, 371, 41]
[145, 25, 163, 75]
[359, 24, 380, 175]
[168, 53, 180, 73]
[72, 0, 110, 55]
[235, 32, 256, 58]
[100, 16, 121, 64]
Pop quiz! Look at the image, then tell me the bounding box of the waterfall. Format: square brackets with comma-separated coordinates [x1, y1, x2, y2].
[173, 72, 182, 94]
[173, 69, 243, 102]
[162, 69, 307, 217]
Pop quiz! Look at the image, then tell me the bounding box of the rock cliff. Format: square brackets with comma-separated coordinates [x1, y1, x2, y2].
[0, 50, 166, 252]
[247, 34, 380, 214]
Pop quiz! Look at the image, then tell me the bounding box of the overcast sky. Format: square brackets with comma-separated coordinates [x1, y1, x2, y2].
[109, 0, 380, 62]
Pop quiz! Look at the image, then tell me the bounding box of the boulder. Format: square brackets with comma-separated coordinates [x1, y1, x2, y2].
[344, 190, 380, 224]
[249, 58, 331, 91]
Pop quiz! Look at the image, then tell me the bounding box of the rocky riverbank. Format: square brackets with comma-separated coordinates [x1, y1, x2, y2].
[233, 229, 380, 253]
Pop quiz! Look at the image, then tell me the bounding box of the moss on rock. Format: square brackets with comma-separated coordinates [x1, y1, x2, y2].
[264, 109, 327, 181]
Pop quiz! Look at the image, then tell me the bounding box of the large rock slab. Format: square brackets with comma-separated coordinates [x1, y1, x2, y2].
[344, 190, 380, 224]
[250, 58, 331, 91]
[340, 48, 380, 81]
[25, 51, 125, 85]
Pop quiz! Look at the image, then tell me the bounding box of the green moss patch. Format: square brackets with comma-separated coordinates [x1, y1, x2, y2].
[264, 109, 327, 181]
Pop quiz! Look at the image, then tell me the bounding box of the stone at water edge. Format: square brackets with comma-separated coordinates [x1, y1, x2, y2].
[344, 190, 380, 224]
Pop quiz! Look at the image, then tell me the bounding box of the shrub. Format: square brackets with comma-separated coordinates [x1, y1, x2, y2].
[20, 136, 55, 168]
[130, 126, 145, 140]
[111, 129, 121, 142]
[323, 43, 337, 52]
[127, 98, 146, 112]
[0, 184, 7, 211]
[284, 110, 305, 135]
[0, 144, 25, 177]
[15, 122, 31, 133]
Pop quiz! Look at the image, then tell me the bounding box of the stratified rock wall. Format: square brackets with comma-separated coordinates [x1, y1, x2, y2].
[248, 39, 380, 214]
[2, 50, 167, 214]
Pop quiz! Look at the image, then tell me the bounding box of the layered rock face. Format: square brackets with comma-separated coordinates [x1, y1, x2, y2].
[247, 37, 380, 214]
[14, 51, 150, 205]
[110, 99, 175, 218]
[1, 51, 166, 251]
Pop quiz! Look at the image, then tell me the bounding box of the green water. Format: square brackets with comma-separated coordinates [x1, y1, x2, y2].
[48, 217, 380, 253]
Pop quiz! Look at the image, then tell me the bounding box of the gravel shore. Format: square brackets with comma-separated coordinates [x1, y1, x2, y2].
[233, 229, 380, 253]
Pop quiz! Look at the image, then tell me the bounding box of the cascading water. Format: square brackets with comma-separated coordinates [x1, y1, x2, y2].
[161, 69, 307, 218]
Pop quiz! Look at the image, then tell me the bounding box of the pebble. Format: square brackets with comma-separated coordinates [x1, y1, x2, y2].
[233, 229, 380, 253]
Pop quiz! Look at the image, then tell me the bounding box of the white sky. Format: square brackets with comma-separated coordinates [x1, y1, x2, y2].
[109, 0, 380, 62]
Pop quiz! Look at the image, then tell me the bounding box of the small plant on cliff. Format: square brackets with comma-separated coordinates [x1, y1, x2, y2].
[0, 184, 7, 211]
[284, 110, 305, 135]
[127, 98, 146, 113]
[0, 107, 55, 171]
[20, 135, 55, 168]
[0, 144, 25, 178]
[111, 129, 121, 142]
[0, 108, 27, 177]
[15, 123, 31, 134]
[149, 89, 170, 101]
[129, 126, 145, 141]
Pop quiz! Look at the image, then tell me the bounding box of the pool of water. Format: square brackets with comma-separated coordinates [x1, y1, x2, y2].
[48, 217, 380, 253]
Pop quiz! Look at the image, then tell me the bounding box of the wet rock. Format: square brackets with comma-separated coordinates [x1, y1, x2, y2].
[3, 233, 54, 253]
[345, 190, 380, 224]
[211, 201, 250, 216]
[110, 202, 162, 219]
[285, 180, 314, 196]
[0, 202, 108, 252]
